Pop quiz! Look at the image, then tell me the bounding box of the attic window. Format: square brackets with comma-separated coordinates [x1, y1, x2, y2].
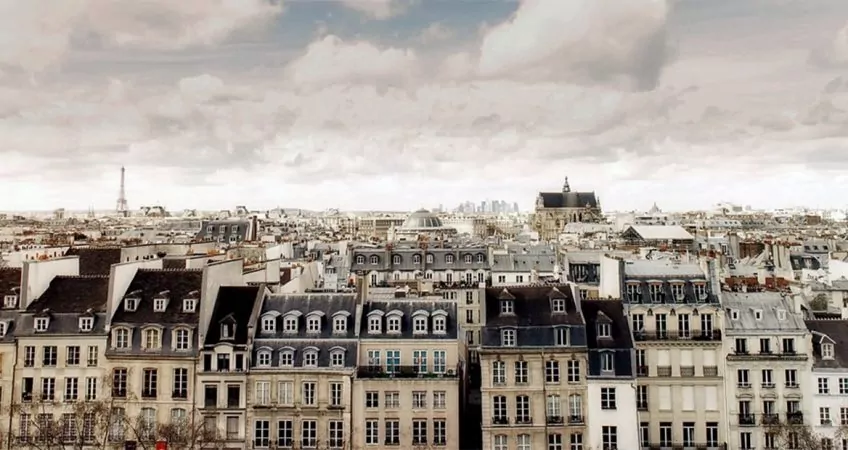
[433, 316, 447, 334]
[500, 300, 514, 315]
[730, 309, 739, 320]
[777, 310, 786, 321]
[356, 255, 365, 264]
[220, 322, 235, 340]
[369, 255, 379, 265]
[387, 316, 401, 333]
[303, 349, 318, 367]
[552, 299, 566, 313]
[446, 254, 454, 264]
[368, 316, 381, 334]
[34, 317, 49, 332]
[153, 297, 167, 312]
[306, 316, 321, 333]
[333, 316, 347, 333]
[283, 316, 298, 333]
[598, 323, 611, 338]
[182, 299, 196, 313]
[0, 322, 6, 337]
[822, 343, 834, 359]
[413, 316, 428, 334]
[124, 298, 139, 312]
[464, 254, 472, 264]
[501, 329, 516, 347]
[392, 255, 401, 265]
[261, 317, 276, 333]
[3, 295, 17, 309]
[754, 310, 763, 321]
[79, 317, 94, 332]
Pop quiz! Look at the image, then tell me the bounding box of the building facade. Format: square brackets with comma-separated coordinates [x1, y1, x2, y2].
[805, 319, 848, 450]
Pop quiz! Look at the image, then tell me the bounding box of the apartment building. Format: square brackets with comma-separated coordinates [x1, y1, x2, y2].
[350, 245, 489, 286]
[10, 275, 110, 445]
[198, 285, 264, 448]
[248, 293, 357, 450]
[105, 269, 205, 443]
[479, 285, 588, 450]
[581, 299, 638, 450]
[804, 319, 848, 450]
[622, 259, 727, 449]
[0, 267, 22, 416]
[723, 292, 813, 450]
[353, 298, 462, 450]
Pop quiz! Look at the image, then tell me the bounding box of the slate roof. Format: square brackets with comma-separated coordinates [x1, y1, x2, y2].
[111, 269, 204, 324]
[360, 300, 458, 340]
[65, 247, 122, 275]
[723, 292, 807, 333]
[0, 268, 21, 296]
[350, 247, 489, 272]
[491, 253, 557, 272]
[205, 286, 262, 346]
[17, 275, 109, 337]
[195, 220, 249, 242]
[252, 293, 358, 369]
[805, 319, 848, 370]
[581, 299, 635, 378]
[538, 191, 599, 209]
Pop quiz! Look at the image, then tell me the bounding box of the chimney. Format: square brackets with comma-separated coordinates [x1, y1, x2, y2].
[356, 276, 368, 304]
[707, 258, 721, 296]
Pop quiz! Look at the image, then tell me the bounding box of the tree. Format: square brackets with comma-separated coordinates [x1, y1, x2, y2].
[810, 293, 829, 311]
[765, 419, 848, 450]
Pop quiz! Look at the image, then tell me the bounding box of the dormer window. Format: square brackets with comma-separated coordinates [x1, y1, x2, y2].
[333, 315, 347, 333]
[392, 255, 401, 265]
[330, 349, 345, 367]
[413, 254, 422, 265]
[369, 255, 379, 265]
[173, 328, 191, 351]
[426, 254, 434, 264]
[303, 349, 318, 367]
[113, 328, 130, 349]
[143, 328, 161, 349]
[283, 316, 298, 333]
[220, 322, 235, 340]
[387, 316, 401, 333]
[552, 299, 566, 313]
[368, 316, 382, 334]
[446, 254, 454, 264]
[754, 310, 763, 321]
[730, 309, 739, 320]
[464, 254, 472, 264]
[598, 323, 611, 338]
[501, 300, 514, 314]
[261, 316, 276, 333]
[3, 295, 17, 309]
[306, 316, 321, 333]
[413, 316, 428, 334]
[501, 329, 516, 347]
[356, 255, 365, 264]
[79, 317, 94, 332]
[476, 253, 485, 263]
[822, 343, 834, 359]
[34, 317, 49, 332]
[432, 313, 447, 334]
[182, 298, 196, 313]
[279, 348, 295, 367]
[777, 310, 786, 321]
[124, 297, 139, 312]
[0, 322, 6, 337]
[153, 297, 167, 312]
[257, 349, 272, 367]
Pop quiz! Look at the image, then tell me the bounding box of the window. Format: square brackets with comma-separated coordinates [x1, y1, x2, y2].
[386, 350, 400, 373]
[823, 343, 834, 359]
[601, 387, 616, 410]
[301, 420, 317, 448]
[445, 254, 455, 264]
[365, 391, 379, 408]
[393, 254, 402, 265]
[515, 361, 529, 384]
[501, 300, 514, 314]
[413, 391, 427, 409]
[302, 381, 316, 406]
[153, 297, 167, 312]
[365, 420, 379, 445]
[174, 329, 190, 350]
[517, 434, 531, 450]
[785, 369, 798, 387]
[433, 419, 447, 446]
[492, 361, 506, 384]
[143, 328, 161, 349]
[433, 350, 446, 373]
[413, 254, 422, 264]
[87, 346, 98, 366]
[66, 346, 80, 365]
[257, 350, 272, 367]
[283, 316, 298, 333]
[328, 420, 344, 448]
[493, 395, 507, 420]
[333, 315, 347, 333]
[254, 420, 270, 448]
[386, 420, 400, 445]
[494, 435, 508, 450]
[255, 381, 270, 405]
[368, 316, 382, 334]
[41, 377, 55, 401]
[567, 360, 581, 382]
[821, 407, 832, 425]
[413, 316, 428, 334]
[85, 377, 97, 401]
[112, 369, 127, 398]
[840, 378, 848, 394]
[329, 382, 342, 407]
[762, 369, 774, 388]
[79, 317, 94, 332]
[516, 395, 530, 422]
[43, 346, 57, 366]
[34, 317, 49, 332]
[124, 297, 138, 311]
[330, 350, 345, 367]
[819, 377, 830, 394]
[261, 317, 275, 333]
[113, 328, 130, 349]
[782, 338, 796, 354]
[64, 377, 78, 401]
[546, 360, 560, 383]
[383, 391, 399, 408]
[501, 329, 516, 347]
[602, 426, 617, 450]
[738, 369, 750, 387]
[433, 315, 447, 333]
[552, 299, 566, 313]
[280, 351, 294, 366]
[355, 254, 365, 265]
[173, 368, 188, 399]
[369, 255, 379, 265]
[569, 433, 583, 450]
[278, 381, 293, 405]
[182, 298, 196, 312]
[735, 338, 747, 353]
[142, 368, 158, 398]
[433, 391, 446, 409]
[547, 394, 561, 418]
[303, 350, 318, 367]
[306, 316, 321, 333]
[413, 419, 428, 445]
[555, 328, 569, 346]
[600, 352, 614, 372]
[597, 323, 611, 338]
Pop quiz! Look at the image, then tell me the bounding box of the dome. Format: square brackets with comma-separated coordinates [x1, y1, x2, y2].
[402, 209, 444, 229]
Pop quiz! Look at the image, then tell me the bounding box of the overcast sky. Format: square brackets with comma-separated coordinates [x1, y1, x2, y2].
[1, 0, 848, 212]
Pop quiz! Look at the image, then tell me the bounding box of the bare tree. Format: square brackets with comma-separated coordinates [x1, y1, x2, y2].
[766, 420, 848, 450]
[6, 399, 120, 450]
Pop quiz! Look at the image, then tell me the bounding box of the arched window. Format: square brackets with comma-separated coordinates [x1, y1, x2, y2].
[433, 316, 447, 334]
[257, 350, 272, 367]
[413, 317, 428, 334]
[355, 255, 365, 264]
[392, 255, 402, 264]
[113, 328, 130, 349]
[413, 254, 422, 264]
[173, 328, 191, 351]
[303, 349, 319, 367]
[426, 254, 434, 264]
[476, 253, 485, 263]
[464, 254, 472, 264]
[387, 316, 401, 333]
[369, 255, 379, 264]
[445, 254, 454, 264]
[143, 328, 161, 349]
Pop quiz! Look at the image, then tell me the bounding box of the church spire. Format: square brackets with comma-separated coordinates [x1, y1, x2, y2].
[562, 176, 571, 193]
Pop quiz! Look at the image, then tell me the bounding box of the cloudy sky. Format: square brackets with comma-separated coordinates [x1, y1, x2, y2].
[1, 0, 848, 212]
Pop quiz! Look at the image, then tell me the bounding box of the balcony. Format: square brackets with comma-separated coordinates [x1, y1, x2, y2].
[172, 389, 188, 400]
[728, 351, 808, 362]
[492, 417, 509, 426]
[546, 416, 564, 425]
[642, 444, 727, 450]
[787, 412, 803, 425]
[680, 366, 695, 377]
[637, 366, 650, 377]
[738, 414, 756, 426]
[356, 365, 459, 379]
[568, 415, 585, 425]
[141, 390, 157, 399]
[515, 417, 533, 425]
[656, 366, 672, 377]
[637, 402, 648, 411]
[703, 366, 718, 377]
[761, 414, 779, 425]
[633, 330, 723, 342]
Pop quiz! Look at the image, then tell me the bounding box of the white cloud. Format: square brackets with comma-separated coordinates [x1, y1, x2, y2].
[0, 0, 283, 72]
[417, 22, 454, 43]
[285, 35, 418, 88]
[476, 0, 670, 90]
[337, 0, 404, 20]
[810, 21, 848, 68]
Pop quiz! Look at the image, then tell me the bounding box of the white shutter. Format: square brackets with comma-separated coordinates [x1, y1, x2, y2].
[657, 350, 670, 366]
[704, 386, 718, 410]
[680, 350, 693, 366]
[702, 350, 716, 366]
[681, 386, 695, 411]
[658, 386, 672, 410]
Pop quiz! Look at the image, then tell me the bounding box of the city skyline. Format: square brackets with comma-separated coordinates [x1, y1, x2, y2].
[2, 0, 848, 211]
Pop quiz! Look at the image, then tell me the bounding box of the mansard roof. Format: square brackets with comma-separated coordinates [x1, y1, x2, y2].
[111, 269, 203, 325]
[205, 285, 262, 346]
[484, 285, 582, 327]
[360, 300, 457, 339]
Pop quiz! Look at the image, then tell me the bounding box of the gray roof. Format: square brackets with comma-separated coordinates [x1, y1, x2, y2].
[723, 292, 808, 333]
[491, 253, 557, 272]
[360, 300, 458, 340]
[623, 260, 706, 278]
[805, 319, 848, 370]
[401, 209, 445, 229]
[351, 247, 489, 272]
[195, 219, 249, 241]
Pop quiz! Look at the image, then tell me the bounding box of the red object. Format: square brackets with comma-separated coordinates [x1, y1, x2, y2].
[155, 441, 168, 450]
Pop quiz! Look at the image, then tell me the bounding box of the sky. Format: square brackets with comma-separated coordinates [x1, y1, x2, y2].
[1, 0, 848, 212]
